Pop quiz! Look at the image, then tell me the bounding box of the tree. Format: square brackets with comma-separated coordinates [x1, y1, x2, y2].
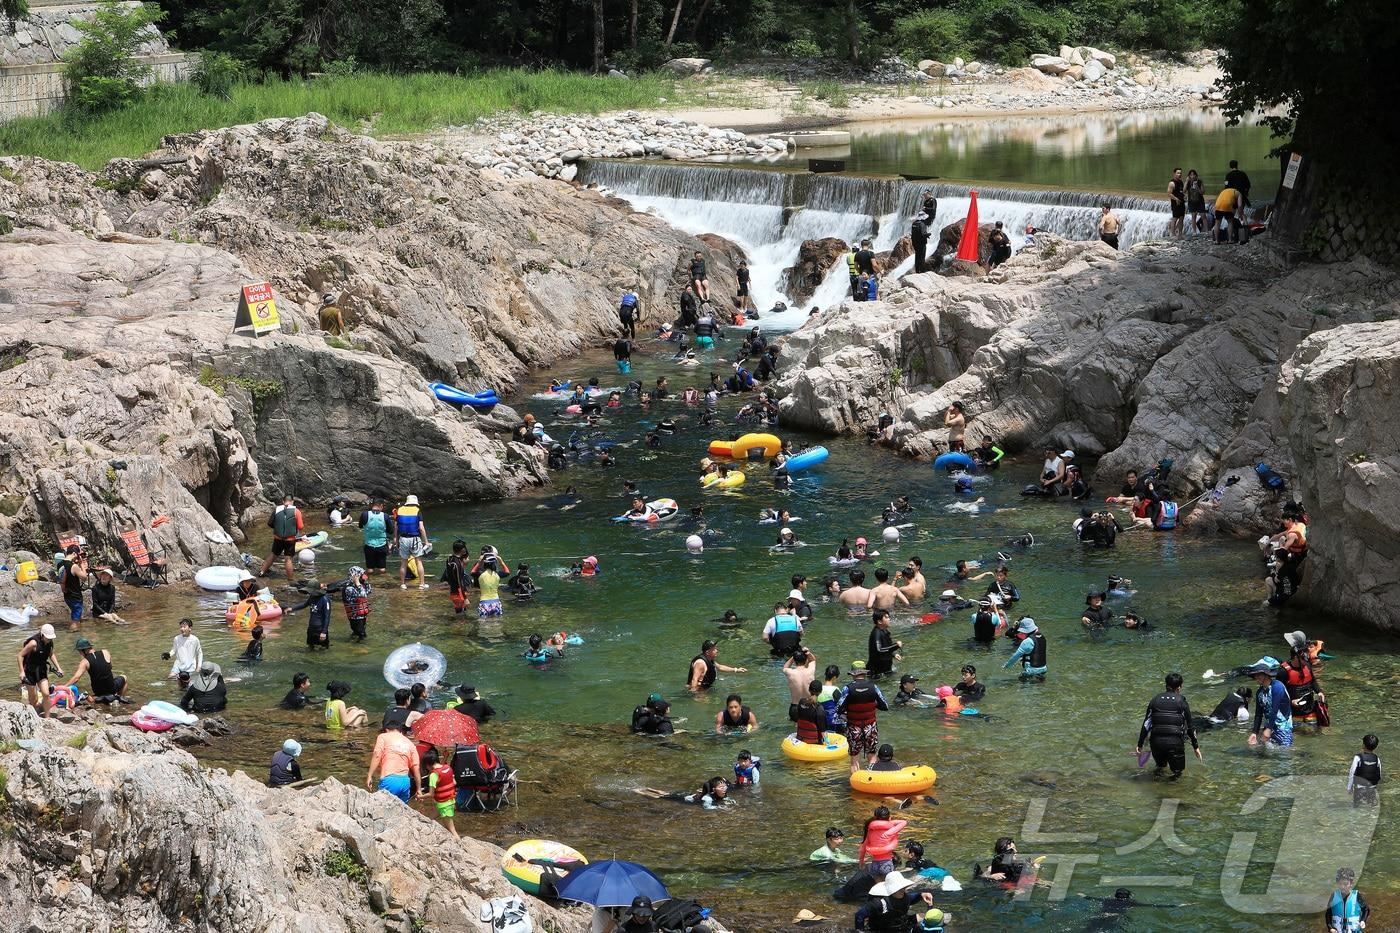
[593, 0, 605, 70]
[63, 0, 163, 112]
[663, 0, 683, 45]
[2, 0, 29, 33]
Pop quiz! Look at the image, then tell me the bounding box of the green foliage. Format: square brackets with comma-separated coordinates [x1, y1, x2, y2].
[63, 1, 163, 114]
[192, 51, 244, 98]
[803, 80, 850, 108]
[66, 730, 90, 749]
[0, 215, 12, 236]
[0, 70, 683, 169]
[889, 9, 966, 59]
[2, 0, 28, 28]
[323, 847, 368, 885]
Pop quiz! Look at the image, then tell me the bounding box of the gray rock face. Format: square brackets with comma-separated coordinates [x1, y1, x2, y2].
[1278, 322, 1400, 631]
[0, 700, 590, 933]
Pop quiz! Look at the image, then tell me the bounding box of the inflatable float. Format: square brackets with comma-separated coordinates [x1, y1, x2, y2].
[702, 471, 746, 490]
[850, 765, 937, 796]
[194, 566, 245, 592]
[784, 446, 829, 473]
[548, 381, 572, 393]
[781, 732, 848, 762]
[383, 643, 448, 690]
[708, 433, 782, 460]
[225, 599, 283, 626]
[933, 452, 976, 472]
[294, 531, 328, 552]
[430, 382, 498, 409]
[130, 710, 175, 732]
[141, 700, 198, 726]
[0, 604, 39, 626]
[613, 498, 679, 523]
[502, 839, 588, 895]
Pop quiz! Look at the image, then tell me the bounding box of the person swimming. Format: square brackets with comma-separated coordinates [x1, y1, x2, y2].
[774, 527, 802, 549]
[635, 777, 731, 809]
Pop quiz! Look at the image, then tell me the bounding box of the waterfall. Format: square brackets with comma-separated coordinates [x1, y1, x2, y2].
[578, 161, 1170, 329]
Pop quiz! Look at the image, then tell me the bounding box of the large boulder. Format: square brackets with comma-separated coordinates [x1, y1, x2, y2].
[780, 237, 849, 305]
[1085, 46, 1116, 68]
[1031, 54, 1072, 75]
[662, 57, 711, 75]
[932, 220, 996, 270]
[1081, 58, 1106, 82]
[1278, 322, 1400, 631]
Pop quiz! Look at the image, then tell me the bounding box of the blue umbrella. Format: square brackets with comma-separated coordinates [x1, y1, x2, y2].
[552, 859, 670, 908]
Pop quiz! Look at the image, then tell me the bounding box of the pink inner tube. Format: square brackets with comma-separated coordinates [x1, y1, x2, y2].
[224, 604, 284, 623]
[130, 711, 174, 732]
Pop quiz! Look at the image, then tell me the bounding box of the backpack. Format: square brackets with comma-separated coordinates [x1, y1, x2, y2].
[479, 895, 532, 933]
[1153, 501, 1178, 530]
[652, 897, 709, 932]
[1255, 462, 1287, 491]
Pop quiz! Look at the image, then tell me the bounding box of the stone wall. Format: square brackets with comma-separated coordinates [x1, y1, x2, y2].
[1, 0, 195, 121]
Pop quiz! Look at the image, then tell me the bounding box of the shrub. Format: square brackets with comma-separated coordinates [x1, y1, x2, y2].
[781, 38, 825, 59]
[891, 9, 967, 60]
[63, 0, 163, 113]
[192, 51, 244, 99]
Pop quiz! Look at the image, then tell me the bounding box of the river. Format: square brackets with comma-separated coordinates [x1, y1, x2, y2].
[5, 337, 1395, 932]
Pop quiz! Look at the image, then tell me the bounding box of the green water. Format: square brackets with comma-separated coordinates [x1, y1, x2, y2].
[746, 109, 1279, 197]
[5, 339, 1397, 932]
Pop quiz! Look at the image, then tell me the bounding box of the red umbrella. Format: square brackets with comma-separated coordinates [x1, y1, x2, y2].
[955, 190, 981, 262]
[411, 709, 479, 747]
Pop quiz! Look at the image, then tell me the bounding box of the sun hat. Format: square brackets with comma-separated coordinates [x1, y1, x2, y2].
[75, 637, 92, 650]
[1016, 617, 1037, 634]
[405, 494, 420, 506]
[793, 908, 827, 924]
[941, 589, 956, 599]
[1283, 631, 1307, 651]
[869, 871, 914, 897]
[282, 739, 303, 757]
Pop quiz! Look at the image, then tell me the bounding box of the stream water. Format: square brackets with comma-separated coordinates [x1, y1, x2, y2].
[5, 339, 1397, 932]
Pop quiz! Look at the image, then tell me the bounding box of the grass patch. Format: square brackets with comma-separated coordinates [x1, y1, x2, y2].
[0, 69, 687, 171]
[801, 80, 851, 109]
[66, 730, 90, 749]
[323, 847, 368, 885]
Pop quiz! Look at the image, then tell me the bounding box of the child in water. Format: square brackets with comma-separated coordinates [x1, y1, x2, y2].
[733, 749, 761, 786]
[237, 625, 264, 663]
[810, 827, 857, 863]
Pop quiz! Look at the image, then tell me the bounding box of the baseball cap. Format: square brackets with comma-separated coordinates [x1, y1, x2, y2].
[630, 896, 654, 917]
[1061, 450, 1075, 458]
[899, 674, 919, 685]
[40, 623, 56, 639]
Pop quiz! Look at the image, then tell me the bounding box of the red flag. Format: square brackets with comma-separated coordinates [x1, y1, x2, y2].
[955, 190, 980, 262]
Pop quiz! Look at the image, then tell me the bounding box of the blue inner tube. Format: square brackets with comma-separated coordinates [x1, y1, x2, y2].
[430, 382, 498, 408]
[933, 452, 976, 472]
[549, 380, 572, 392]
[784, 446, 829, 474]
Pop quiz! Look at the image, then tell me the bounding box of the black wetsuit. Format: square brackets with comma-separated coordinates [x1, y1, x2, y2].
[91, 580, 116, 616]
[632, 705, 675, 735]
[972, 610, 999, 646]
[1137, 691, 1199, 775]
[20, 635, 52, 686]
[721, 706, 753, 730]
[279, 688, 310, 710]
[455, 697, 496, 723]
[84, 649, 124, 698]
[954, 680, 986, 702]
[1081, 606, 1114, 629]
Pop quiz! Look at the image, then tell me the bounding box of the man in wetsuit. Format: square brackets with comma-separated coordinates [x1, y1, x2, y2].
[867, 609, 902, 676]
[678, 284, 700, 329]
[619, 288, 639, 338]
[448, 684, 496, 723]
[631, 693, 674, 735]
[1135, 672, 1202, 777]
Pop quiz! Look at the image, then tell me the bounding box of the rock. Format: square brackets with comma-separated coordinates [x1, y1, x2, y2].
[952, 57, 964, 69]
[0, 701, 590, 933]
[607, 69, 627, 79]
[1065, 65, 1084, 81]
[917, 59, 935, 72]
[921, 61, 947, 77]
[1278, 322, 1400, 631]
[875, 236, 914, 275]
[1067, 47, 1085, 67]
[660, 146, 687, 160]
[1058, 45, 1074, 60]
[559, 163, 578, 182]
[661, 57, 711, 75]
[1031, 55, 1071, 75]
[779, 237, 849, 304]
[964, 61, 982, 74]
[1134, 68, 1155, 86]
[1082, 58, 1106, 82]
[1085, 46, 1116, 68]
[931, 219, 996, 270]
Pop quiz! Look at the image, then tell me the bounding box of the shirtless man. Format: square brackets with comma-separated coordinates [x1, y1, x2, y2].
[838, 568, 873, 607]
[782, 647, 817, 719]
[898, 557, 927, 601]
[944, 402, 967, 452]
[866, 568, 911, 611]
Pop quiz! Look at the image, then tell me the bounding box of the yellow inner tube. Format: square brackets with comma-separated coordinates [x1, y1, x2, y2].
[731, 432, 782, 459]
[702, 470, 747, 489]
[849, 765, 937, 796]
[782, 732, 848, 762]
[502, 839, 588, 894]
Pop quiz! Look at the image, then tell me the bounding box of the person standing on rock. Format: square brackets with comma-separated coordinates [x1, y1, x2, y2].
[17, 623, 62, 717]
[318, 293, 346, 336]
[1214, 185, 1242, 244]
[910, 207, 931, 273]
[619, 288, 639, 339]
[736, 260, 753, 312]
[690, 250, 710, 303]
[856, 239, 877, 278]
[1168, 168, 1186, 238]
[678, 284, 700, 330]
[393, 495, 430, 590]
[260, 494, 303, 583]
[1186, 170, 1206, 234]
[1098, 203, 1121, 250]
[358, 498, 391, 576]
[847, 248, 861, 299]
[944, 402, 967, 452]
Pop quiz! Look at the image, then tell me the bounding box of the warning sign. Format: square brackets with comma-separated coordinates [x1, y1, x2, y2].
[1281, 152, 1303, 190]
[233, 282, 281, 336]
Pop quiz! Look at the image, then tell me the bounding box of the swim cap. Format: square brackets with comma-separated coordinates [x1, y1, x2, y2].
[936, 685, 953, 697]
[882, 526, 900, 543]
[685, 535, 704, 553]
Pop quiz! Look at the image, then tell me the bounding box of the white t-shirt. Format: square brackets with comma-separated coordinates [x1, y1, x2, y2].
[763, 614, 803, 639]
[1042, 456, 1064, 477]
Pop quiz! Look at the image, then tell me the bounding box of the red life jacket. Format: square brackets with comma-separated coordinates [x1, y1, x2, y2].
[431, 763, 456, 802]
[843, 681, 880, 729]
[795, 703, 824, 744]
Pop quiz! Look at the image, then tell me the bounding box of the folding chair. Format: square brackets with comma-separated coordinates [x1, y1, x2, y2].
[462, 770, 519, 812]
[120, 528, 168, 586]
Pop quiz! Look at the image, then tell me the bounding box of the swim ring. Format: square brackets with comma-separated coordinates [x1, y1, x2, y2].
[225, 600, 283, 626]
[430, 383, 498, 409]
[781, 732, 848, 762]
[784, 447, 829, 473]
[849, 765, 937, 796]
[50, 685, 83, 708]
[702, 471, 747, 490]
[131, 710, 175, 732]
[525, 650, 555, 664]
[383, 643, 448, 690]
[502, 840, 588, 895]
[828, 557, 860, 568]
[548, 381, 572, 393]
[708, 433, 782, 460]
[614, 498, 679, 523]
[933, 452, 976, 472]
[194, 566, 245, 592]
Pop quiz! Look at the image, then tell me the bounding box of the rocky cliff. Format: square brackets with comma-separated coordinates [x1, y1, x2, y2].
[774, 235, 1400, 627]
[0, 700, 589, 933]
[0, 113, 741, 578]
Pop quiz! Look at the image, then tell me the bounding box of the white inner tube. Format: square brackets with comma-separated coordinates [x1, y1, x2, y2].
[383, 643, 448, 689]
